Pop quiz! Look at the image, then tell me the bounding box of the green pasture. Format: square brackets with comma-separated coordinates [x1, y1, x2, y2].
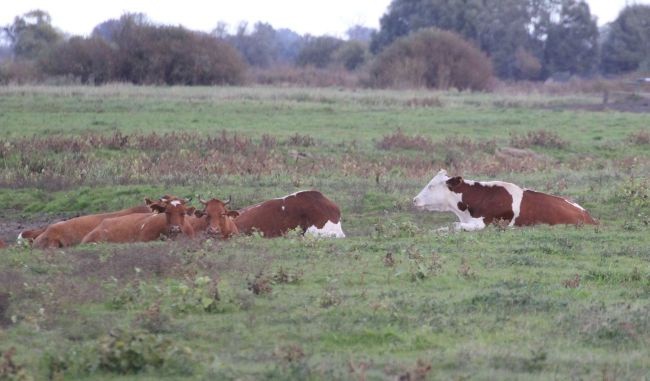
[0, 85, 648, 380]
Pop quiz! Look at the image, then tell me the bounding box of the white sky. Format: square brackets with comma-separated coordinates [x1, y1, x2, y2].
[1, 0, 648, 38]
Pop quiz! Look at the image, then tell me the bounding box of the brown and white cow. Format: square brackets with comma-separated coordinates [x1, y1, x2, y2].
[413, 169, 598, 231]
[32, 204, 152, 249]
[81, 198, 196, 244]
[233, 190, 345, 238]
[17, 227, 48, 245]
[192, 196, 239, 239]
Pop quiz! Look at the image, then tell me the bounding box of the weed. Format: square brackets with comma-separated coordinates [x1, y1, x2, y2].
[320, 286, 342, 308]
[247, 271, 273, 295]
[628, 130, 650, 145]
[510, 129, 569, 149]
[134, 301, 172, 334]
[0, 347, 33, 381]
[457, 257, 477, 280]
[272, 267, 303, 285]
[96, 329, 194, 375]
[562, 274, 581, 288]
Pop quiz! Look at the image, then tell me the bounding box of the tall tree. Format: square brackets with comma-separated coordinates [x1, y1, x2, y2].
[2, 10, 62, 60]
[601, 4, 650, 74]
[544, 0, 599, 76]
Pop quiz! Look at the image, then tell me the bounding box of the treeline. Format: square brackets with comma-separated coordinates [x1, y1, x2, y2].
[1, 1, 649, 90]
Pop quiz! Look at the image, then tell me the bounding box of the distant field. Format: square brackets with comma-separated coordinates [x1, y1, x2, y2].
[0, 85, 648, 380]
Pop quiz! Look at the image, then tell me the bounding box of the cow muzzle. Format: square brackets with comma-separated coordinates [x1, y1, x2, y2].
[168, 225, 182, 235]
[206, 226, 220, 236]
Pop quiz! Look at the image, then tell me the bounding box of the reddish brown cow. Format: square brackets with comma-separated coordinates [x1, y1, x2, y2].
[0, 239, 7, 249]
[81, 199, 195, 244]
[233, 190, 345, 238]
[17, 227, 48, 245]
[193, 196, 239, 239]
[413, 169, 598, 231]
[32, 204, 152, 249]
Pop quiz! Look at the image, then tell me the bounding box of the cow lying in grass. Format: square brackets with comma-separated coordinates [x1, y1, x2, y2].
[32, 204, 152, 249]
[413, 169, 598, 231]
[81, 197, 195, 244]
[233, 190, 345, 238]
[192, 196, 239, 239]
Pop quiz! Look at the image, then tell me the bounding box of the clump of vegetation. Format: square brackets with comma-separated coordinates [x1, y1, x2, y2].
[457, 257, 477, 280]
[168, 275, 225, 313]
[510, 129, 569, 149]
[376, 129, 433, 151]
[628, 130, 650, 145]
[272, 267, 303, 285]
[370, 28, 493, 91]
[0, 347, 33, 381]
[96, 329, 194, 375]
[247, 272, 273, 295]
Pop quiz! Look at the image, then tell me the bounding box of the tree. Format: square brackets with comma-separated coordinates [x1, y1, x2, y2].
[40, 36, 116, 84]
[334, 40, 368, 70]
[227, 22, 279, 68]
[370, 28, 493, 91]
[2, 10, 62, 60]
[296, 36, 343, 68]
[346, 25, 375, 42]
[601, 4, 650, 74]
[544, 0, 599, 76]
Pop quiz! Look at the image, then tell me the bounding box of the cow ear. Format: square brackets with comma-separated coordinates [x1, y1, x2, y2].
[185, 207, 196, 216]
[194, 209, 205, 217]
[149, 203, 166, 213]
[446, 176, 463, 189]
[144, 197, 154, 205]
[226, 211, 240, 218]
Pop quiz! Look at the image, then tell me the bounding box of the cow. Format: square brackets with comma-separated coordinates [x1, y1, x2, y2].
[17, 227, 48, 245]
[0, 239, 7, 249]
[193, 196, 239, 239]
[81, 198, 196, 244]
[32, 204, 152, 249]
[233, 190, 345, 238]
[412, 169, 598, 231]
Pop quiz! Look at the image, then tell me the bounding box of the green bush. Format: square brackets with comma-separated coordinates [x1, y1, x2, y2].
[369, 28, 493, 91]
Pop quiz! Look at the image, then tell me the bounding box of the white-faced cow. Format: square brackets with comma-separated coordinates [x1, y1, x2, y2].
[32, 204, 152, 249]
[81, 197, 196, 244]
[413, 169, 598, 231]
[193, 196, 239, 239]
[234, 190, 345, 238]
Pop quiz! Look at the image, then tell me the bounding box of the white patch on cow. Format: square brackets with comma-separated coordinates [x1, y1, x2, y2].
[140, 223, 146, 231]
[170, 200, 181, 206]
[564, 198, 585, 211]
[281, 205, 285, 211]
[279, 191, 304, 200]
[305, 220, 346, 238]
[16, 232, 24, 244]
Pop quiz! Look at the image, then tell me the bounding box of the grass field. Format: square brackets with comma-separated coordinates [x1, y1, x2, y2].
[0, 85, 648, 380]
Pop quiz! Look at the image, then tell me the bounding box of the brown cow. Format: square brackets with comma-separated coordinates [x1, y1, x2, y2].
[0, 239, 7, 249]
[193, 196, 239, 239]
[233, 190, 345, 238]
[17, 227, 47, 245]
[32, 204, 151, 249]
[412, 169, 598, 231]
[81, 198, 196, 244]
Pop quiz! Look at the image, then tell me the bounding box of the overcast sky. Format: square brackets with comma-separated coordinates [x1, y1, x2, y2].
[2, 0, 649, 38]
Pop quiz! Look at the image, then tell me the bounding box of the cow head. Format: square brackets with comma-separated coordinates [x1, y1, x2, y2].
[413, 169, 463, 212]
[194, 196, 239, 237]
[146, 197, 195, 237]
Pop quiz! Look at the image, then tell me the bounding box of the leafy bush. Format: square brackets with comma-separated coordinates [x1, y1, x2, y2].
[369, 28, 493, 91]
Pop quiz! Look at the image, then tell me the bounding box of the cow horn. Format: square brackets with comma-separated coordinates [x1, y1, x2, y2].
[185, 196, 192, 204]
[198, 195, 208, 205]
[224, 195, 231, 205]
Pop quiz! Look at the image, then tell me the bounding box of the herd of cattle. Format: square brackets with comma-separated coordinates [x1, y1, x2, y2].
[1, 169, 597, 250]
